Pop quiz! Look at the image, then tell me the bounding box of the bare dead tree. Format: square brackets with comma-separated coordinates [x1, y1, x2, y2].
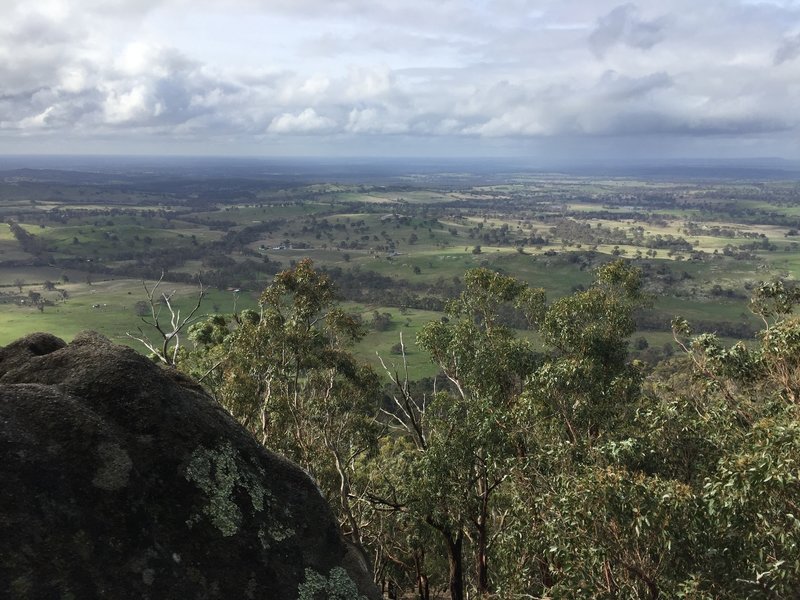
[377, 332, 430, 451]
[127, 272, 205, 366]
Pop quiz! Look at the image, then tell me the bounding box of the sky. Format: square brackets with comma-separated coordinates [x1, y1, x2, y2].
[1, 0, 800, 160]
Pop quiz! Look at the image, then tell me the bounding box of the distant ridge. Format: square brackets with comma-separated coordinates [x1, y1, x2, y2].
[1, 155, 799, 184]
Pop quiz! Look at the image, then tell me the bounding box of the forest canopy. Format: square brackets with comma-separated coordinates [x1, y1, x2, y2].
[173, 259, 799, 599]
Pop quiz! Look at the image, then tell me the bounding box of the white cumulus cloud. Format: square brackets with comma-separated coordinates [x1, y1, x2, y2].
[268, 108, 337, 133]
[0, 0, 799, 157]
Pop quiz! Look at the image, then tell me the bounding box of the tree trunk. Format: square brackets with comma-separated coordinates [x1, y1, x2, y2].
[418, 573, 429, 600]
[475, 475, 490, 596]
[414, 551, 430, 600]
[475, 516, 488, 596]
[426, 518, 464, 600]
[444, 530, 464, 600]
[331, 447, 362, 547]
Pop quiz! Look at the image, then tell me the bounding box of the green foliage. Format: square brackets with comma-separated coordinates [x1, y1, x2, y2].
[368, 267, 542, 598]
[181, 259, 380, 551]
[528, 466, 695, 598]
[523, 260, 648, 449]
[178, 259, 800, 599]
[749, 279, 800, 321]
[700, 417, 800, 597]
[539, 260, 647, 365]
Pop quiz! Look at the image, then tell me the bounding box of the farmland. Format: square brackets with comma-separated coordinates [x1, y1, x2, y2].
[2, 159, 799, 378]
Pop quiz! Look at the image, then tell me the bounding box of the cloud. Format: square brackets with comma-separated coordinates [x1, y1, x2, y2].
[268, 108, 337, 133]
[589, 4, 668, 58]
[0, 0, 799, 158]
[346, 107, 408, 134]
[596, 71, 674, 100]
[775, 32, 800, 64]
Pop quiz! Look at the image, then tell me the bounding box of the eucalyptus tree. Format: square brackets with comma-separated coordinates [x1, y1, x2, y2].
[369, 268, 541, 599]
[657, 280, 800, 597]
[502, 273, 800, 598]
[184, 260, 381, 552]
[501, 260, 658, 597]
[523, 259, 648, 448]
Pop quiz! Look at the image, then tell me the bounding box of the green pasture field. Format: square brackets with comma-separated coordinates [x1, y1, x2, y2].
[331, 192, 397, 204]
[343, 304, 444, 380]
[0, 276, 250, 346]
[768, 252, 800, 275]
[0, 271, 440, 379]
[2, 175, 798, 382]
[20, 223, 205, 256]
[191, 202, 330, 223]
[0, 243, 34, 262]
[653, 295, 754, 325]
[0, 257, 429, 365]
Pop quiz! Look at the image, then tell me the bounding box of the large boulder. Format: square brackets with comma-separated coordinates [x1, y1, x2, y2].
[0, 332, 378, 599]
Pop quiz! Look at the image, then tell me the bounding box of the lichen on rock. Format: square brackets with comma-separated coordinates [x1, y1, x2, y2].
[297, 567, 367, 600]
[0, 331, 379, 599]
[185, 442, 296, 543]
[185, 442, 246, 536]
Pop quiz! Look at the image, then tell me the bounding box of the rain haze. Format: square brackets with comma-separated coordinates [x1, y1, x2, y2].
[2, 0, 800, 162]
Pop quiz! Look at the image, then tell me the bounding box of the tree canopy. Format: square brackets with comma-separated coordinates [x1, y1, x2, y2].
[178, 260, 800, 599]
